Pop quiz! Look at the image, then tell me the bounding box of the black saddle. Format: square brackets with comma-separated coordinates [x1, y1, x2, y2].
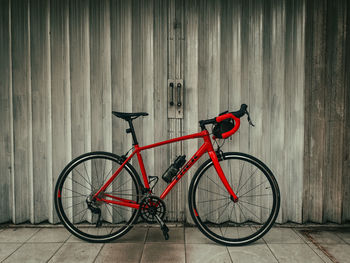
[112, 111, 149, 121]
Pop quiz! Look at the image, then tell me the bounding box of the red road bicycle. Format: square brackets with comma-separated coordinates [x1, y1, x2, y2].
[54, 104, 280, 246]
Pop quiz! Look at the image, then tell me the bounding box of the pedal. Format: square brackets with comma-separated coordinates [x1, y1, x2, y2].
[155, 214, 170, 240]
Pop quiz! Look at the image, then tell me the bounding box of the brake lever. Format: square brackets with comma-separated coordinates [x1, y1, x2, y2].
[246, 110, 255, 127]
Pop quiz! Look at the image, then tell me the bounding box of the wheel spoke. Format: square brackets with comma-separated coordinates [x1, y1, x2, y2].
[239, 180, 268, 197]
[62, 188, 87, 197]
[198, 197, 228, 203]
[236, 163, 245, 193]
[56, 154, 140, 241]
[239, 200, 271, 210]
[238, 202, 261, 222]
[73, 168, 93, 189]
[198, 187, 228, 198]
[191, 154, 279, 245]
[236, 167, 258, 194]
[202, 201, 231, 218]
[207, 176, 227, 193]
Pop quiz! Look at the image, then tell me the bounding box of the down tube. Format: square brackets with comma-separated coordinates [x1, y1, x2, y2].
[160, 142, 209, 199]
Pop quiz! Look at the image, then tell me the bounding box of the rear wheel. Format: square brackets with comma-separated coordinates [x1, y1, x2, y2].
[54, 151, 142, 242]
[189, 152, 280, 246]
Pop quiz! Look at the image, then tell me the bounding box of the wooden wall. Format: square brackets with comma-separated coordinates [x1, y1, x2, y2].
[303, 0, 350, 223]
[0, 0, 348, 224]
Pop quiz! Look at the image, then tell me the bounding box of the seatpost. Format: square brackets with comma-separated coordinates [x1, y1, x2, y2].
[126, 119, 139, 145]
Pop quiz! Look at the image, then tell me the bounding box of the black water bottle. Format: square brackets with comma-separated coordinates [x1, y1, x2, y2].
[162, 155, 186, 183]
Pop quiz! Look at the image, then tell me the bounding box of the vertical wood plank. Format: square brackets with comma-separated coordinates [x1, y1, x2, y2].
[50, 0, 71, 223]
[153, 0, 169, 215]
[89, 0, 112, 153]
[303, 0, 327, 223]
[131, 0, 143, 153]
[141, 0, 155, 183]
[69, 0, 91, 158]
[261, 0, 272, 189]
[184, 0, 199, 223]
[323, 0, 346, 223]
[30, 0, 50, 223]
[239, 0, 251, 155]
[11, 0, 32, 223]
[228, 0, 242, 153]
[0, 0, 11, 223]
[270, 0, 286, 223]
[110, 0, 132, 156]
[284, 0, 305, 222]
[343, 0, 350, 222]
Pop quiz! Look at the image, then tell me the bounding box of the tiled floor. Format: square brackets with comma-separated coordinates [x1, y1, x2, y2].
[0, 226, 349, 263]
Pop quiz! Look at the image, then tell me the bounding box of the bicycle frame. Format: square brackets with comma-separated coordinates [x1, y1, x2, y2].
[93, 129, 238, 209]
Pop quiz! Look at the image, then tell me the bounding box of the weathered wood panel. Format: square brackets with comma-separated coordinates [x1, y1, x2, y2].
[0, 0, 349, 224]
[11, 0, 32, 223]
[303, 0, 349, 223]
[110, 0, 132, 158]
[0, 0, 11, 223]
[270, 0, 286, 223]
[50, 0, 71, 223]
[323, 0, 347, 223]
[89, 0, 112, 153]
[343, 1, 350, 222]
[284, 0, 305, 222]
[183, 0, 199, 224]
[152, 0, 170, 218]
[30, 0, 51, 223]
[69, 0, 91, 159]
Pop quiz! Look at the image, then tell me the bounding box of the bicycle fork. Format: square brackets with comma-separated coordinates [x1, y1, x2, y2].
[208, 150, 239, 202]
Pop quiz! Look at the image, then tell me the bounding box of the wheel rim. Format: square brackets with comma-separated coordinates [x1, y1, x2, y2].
[56, 154, 140, 240]
[192, 155, 279, 244]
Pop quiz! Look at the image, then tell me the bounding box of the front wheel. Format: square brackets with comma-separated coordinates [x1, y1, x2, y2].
[189, 152, 280, 246]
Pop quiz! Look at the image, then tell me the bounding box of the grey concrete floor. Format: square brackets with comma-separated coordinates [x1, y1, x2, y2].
[0, 226, 349, 263]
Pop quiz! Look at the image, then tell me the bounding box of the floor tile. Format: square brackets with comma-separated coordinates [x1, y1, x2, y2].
[186, 244, 231, 263]
[66, 228, 147, 243]
[3, 243, 61, 263]
[335, 230, 350, 244]
[322, 244, 350, 263]
[185, 227, 217, 244]
[223, 227, 265, 244]
[306, 231, 345, 244]
[228, 244, 278, 263]
[263, 228, 304, 244]
[268, 243, 324, 263]
[307, 242, 333, 263]
[95, 243, 143, 263]
[0, 243, 22, 262]
[48, 243, 103, 263]
[141, 243, 185, 263]
[111, 227, 148, 243]
[27, 228, 70, 243]
[146, 227, 184, 243]
[0, 228, 39, 243]
[66, 234, 84, 243]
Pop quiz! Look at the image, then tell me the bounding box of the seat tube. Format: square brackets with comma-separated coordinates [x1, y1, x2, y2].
[208, 151, 238, 201]
[134, 145, 150, 189]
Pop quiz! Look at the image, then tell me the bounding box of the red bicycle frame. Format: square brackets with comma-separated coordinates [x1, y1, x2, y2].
[93, 128, 239, 209]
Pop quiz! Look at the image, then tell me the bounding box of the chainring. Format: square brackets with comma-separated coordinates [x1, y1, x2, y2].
[139, 196, 166, 223]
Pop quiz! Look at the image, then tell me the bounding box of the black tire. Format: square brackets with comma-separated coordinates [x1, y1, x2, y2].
[189, 152, 280, 246]
[54, 151, 143, 242]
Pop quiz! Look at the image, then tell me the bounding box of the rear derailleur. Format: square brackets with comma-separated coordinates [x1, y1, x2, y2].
[86, 195, 102, 227]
